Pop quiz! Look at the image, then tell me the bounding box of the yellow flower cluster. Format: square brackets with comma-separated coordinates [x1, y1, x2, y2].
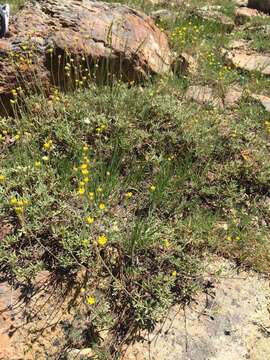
[75, 144, 110, 249]
[0, 174, 6, 183]
[78, 154, 91, 195]
[87, 295, 96, 305]
[49, 89, 60, 103]
[10, 197, 29, 215]
[15, 132, 21, 141]
[265, 120, 270, 134]
[171, 23, 203, 46]
[40, 138, 54, 163]
[43, 139, 53, 151]
[226, 235, 241, 241]
[125, 191, 133, 199]
[0, 130, 7, 141]
[95, 124, 107, 135]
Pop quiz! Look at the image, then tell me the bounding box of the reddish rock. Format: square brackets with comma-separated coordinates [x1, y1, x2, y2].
[0, 0, 172, 114]
[196, 9, 235, 32]
[0, 282, 24, 360]
[235, 7, 261, 24]
[223, 49, 270, 75]
[251, 94, 270, 112]
[185, 85, 223, 108]
[224, 85, 243, 108]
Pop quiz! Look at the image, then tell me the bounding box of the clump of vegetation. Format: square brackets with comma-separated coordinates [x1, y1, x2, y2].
[1, 0, 270, 357]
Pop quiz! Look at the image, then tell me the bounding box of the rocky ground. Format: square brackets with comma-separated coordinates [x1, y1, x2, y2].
[125, 258, 270, 360]
[0, 258, 269, 359]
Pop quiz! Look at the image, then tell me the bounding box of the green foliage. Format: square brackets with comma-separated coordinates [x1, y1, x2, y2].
[1, 0, 270, 356]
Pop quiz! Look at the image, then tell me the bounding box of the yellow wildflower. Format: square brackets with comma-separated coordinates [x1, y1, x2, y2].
[42, 155, 49, 162]
[86, 216, 94, 224]
[97, 234, 107, 246]
[163, 239, 170, 248]
[81, 163, 88, 170]
[78, 187, 85, 195]
[171, 271, 177, 277]
[149, 185, 156, 192]
[88, 192, 94, 200]
[99, 203, 106, 210]
[125, 192, 133, 199]
[17, 200, 24, 207]
[35, 161, 41, 168]
[0, 174, 5, 183]
[43, 139, 53, 150]
[227, 236, 232, 241]
[87, 296, 96, 305]
[82, 239, 89, 247]
[15, 207, 23, 215]
[81, 169, 89, 176]
[10, 197, 17, 205]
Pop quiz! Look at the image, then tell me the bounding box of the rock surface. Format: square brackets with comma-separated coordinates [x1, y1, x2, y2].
[0, 259, 269, 359]
[224, 85, 243, 108]
[234, 0, 248, 6]
[124, 258, 270, 360]
[223, 49, 270, 75]
[251, 93, 270, 112]
[0, 270, 91, 359]
[151, 9, 177, 22]
[185, 85, 223, 108]
[248, 0, 270, 14]
[0, 282, 24, 359]
[235, 7, 261, 24]
[195, 9, 235, 32]
[227, 39, 249, 50]
[0, 0, 171, 112]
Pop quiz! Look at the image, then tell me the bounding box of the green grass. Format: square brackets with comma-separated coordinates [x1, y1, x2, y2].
[9, 0, 25, 12]
[1, 0, 270, 357]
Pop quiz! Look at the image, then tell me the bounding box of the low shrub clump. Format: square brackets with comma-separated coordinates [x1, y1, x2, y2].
[1, 0, 270, 356]
[1, 81, 269, 354]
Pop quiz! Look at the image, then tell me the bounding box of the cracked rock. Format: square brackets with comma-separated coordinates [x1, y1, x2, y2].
[223, 49, 270, 75]
[235, 7, 262, 24]
[0, 0, 172, 114]
[185, 85, 223, 108]
[251, 93, 270, 112]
